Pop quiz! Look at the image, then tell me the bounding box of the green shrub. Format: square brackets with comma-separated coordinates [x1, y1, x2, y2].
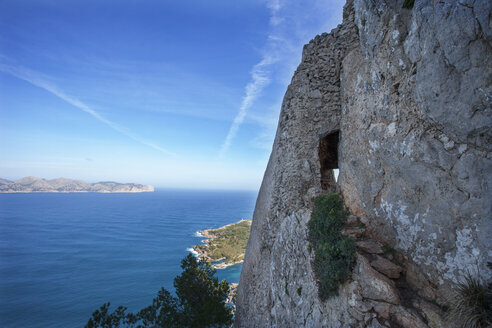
[86, 254, 233, 328]
[308, 193, 356, 300]
[448, 273, 492, 328]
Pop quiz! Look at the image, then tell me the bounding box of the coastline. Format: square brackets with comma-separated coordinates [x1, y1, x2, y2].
[192, 219, 251, 269]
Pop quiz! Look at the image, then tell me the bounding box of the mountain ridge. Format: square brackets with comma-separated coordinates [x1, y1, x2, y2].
[0, 176, 154, 193]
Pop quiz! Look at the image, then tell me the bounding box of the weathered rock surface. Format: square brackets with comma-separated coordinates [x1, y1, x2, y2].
[413, 299, 444, 328]
[341, 0, 492, 292]
[0, 176, 154, 193]
[356, 239, 384, 254]
[341, 226, 366, 238]
[236, 0, 491, 327]
[371, 256, 403, 279]
[357, 254, 400, 305]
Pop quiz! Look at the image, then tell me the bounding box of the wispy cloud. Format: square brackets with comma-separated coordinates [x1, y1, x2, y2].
[0, 63, 177, 157]
[267, 0, 283, 26]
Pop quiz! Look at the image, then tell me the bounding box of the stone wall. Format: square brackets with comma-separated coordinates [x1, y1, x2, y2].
[236, 0, 491, 327]
[236, 1, 359, 326]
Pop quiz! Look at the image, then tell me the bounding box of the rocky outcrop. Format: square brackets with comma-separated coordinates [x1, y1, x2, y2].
[236, 0, 491, 327]
[0, 176, 154, 193]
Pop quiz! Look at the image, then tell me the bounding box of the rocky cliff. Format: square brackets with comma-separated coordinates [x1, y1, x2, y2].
[236, 0, 491, 327]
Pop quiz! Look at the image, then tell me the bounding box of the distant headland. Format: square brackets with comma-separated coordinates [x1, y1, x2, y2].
[0, 176, 154, 193]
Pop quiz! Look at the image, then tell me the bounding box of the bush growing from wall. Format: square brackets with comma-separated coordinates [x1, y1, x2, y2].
[308, 193, 356, 300]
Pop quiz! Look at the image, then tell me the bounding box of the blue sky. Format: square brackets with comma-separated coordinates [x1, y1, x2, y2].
[0, 0, 345, 190]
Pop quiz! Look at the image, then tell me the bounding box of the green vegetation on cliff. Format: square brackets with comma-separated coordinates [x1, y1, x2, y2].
[308, 193, 356, 300]
[194, 219, 252, 266]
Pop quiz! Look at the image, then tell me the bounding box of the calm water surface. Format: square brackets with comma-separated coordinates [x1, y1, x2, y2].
[0, 189, 256, 328]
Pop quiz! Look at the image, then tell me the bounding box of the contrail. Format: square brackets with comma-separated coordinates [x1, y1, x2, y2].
[219, 0, 344, 158]
[219, 57, 273, 158]
[218, 0, 286, 158]
[0, 63, 177, 157]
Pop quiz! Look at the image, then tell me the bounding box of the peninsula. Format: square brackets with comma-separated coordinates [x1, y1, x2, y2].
[193, 219, 252, 269]
[0, 176, 154, 193]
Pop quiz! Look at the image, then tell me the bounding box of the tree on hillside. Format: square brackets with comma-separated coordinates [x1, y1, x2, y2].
[85, 254, 233, 328]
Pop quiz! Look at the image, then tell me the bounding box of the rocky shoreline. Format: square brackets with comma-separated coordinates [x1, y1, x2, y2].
[192, 219, 252, 269]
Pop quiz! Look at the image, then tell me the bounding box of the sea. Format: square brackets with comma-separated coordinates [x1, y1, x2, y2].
[0, 189, 257, 328]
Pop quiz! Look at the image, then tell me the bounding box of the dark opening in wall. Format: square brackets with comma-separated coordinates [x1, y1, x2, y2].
[319, 131, 339, 191]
